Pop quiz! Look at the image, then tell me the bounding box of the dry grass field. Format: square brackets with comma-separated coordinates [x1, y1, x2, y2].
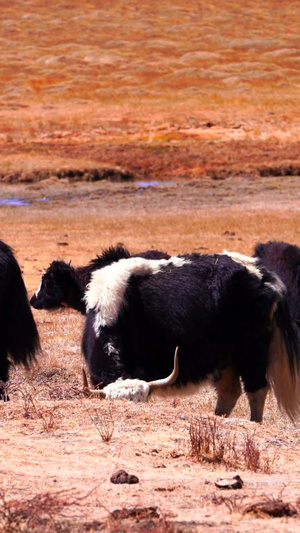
[1, 1, 300, 531]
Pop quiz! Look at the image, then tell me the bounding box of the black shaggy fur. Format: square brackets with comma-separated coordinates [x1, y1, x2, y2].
[82, 252, 300, 422]
[0, 240, 40, 399]
[30, 245, 170, 314]
[254, 240, 300, 326]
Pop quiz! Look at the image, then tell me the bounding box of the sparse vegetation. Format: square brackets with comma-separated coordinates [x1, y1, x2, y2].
[83, 402, 115, 443]
[189, 416, 276, 472]
[0, 1, 299, 531]
[0, 489, 81, 533]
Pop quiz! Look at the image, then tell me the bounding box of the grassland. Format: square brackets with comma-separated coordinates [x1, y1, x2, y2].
[0, 1, 300, 531]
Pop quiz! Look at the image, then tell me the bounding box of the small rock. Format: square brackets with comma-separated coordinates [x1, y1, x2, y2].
[222, 230, 236, 236]
[243, 500, 298, 517]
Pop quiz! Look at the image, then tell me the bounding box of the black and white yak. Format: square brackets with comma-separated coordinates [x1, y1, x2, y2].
[254, 240, 300, 327]
[82, 251, 300, 422]
[0, 240, 40, 399]
[30, 245, 170, 315]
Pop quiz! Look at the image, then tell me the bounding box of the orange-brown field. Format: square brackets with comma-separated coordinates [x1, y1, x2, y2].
[1, 1, 300, 532]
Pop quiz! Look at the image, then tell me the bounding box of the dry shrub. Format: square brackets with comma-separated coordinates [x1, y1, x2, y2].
[243, 431, 261, 472]
[213, 490, 298, 518]
[189, 416, 233, 465]
[7, 378, 59, 431]
[189, 416, 275, 472]
[0, 489, 81, 533]
[212, 494, 248, 514]
[83, 402, 115, 443]
[0, 381, 9, 402]
[107, 506, 177, 533]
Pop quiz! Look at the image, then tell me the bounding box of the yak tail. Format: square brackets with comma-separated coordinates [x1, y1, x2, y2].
[4, 256, 40, 367]
[267, 298, 300, 422]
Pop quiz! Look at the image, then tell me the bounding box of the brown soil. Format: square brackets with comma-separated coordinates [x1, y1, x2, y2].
[0, 1, 300, 532]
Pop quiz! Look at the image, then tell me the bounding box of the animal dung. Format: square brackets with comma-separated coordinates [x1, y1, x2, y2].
[215, 475, 244, 490]
[110, 469, 139, 484]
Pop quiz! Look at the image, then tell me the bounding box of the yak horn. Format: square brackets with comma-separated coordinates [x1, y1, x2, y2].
[148, 346, 179, 391]
[82, 367, 106, 398]
[82, 345, 179, 397]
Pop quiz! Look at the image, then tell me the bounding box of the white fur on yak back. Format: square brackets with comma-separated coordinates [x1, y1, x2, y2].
[223, 250, 286, 296]
[222, 251, 263, 279]
[84, 256, 189, 332]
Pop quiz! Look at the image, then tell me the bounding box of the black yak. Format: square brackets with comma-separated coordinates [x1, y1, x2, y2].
[0, 240, 40, 399]
[254, 240, 300, 326]
[30, 245, 170, 315]
[82, 250, 300, 422]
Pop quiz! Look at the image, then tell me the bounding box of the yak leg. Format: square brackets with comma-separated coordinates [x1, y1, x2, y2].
[246, 386, 270, 423]
[214, 366, 242, 417]
[240, 342, 270, 422]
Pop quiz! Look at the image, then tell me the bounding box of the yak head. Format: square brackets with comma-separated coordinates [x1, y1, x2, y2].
[83, 347, 179, 402]
[30, 260, 76, 311]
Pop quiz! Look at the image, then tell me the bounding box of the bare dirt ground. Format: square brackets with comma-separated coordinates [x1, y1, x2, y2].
[1, 1, 300, 531]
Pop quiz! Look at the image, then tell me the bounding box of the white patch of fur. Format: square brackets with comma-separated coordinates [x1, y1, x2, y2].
[102, 378, 151, 401]
[35, 280, 42, 297]
[104, 342, 120, 356]
[223, 250, 286, 297]
[85, 256, 189, 333]
[88, 376, 222, 402]
[222, 250, 263, 279]
[102, 379, 206, 401]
